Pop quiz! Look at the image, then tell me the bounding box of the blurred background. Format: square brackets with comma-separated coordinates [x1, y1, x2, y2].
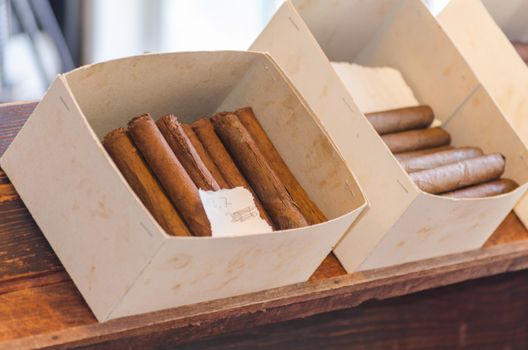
[0, 0, 281, 102]
[1, 0, 526, 103]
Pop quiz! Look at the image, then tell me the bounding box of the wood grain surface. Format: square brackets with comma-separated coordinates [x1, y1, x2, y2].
[0, 102, 527, 349]
[179, 270, 528, 350]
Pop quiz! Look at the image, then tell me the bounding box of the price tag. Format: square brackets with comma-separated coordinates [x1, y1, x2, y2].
[199, 187, 273, 237]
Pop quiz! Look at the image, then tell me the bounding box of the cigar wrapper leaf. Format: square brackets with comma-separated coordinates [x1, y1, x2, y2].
[128, 114, 211, 236]
[102, 128, 191, 236]
[235, 107, 326, 225]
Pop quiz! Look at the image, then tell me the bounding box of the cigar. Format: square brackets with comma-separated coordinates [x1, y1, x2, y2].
[409, 153, 505, 194]
[399, 147, 484, 173]
[514, 42, 528, 63]
[394, 146, 454, 161]
[382, 127, 451, 154]
[212, 113, 308, 230]
[128, 114, 211, 236]
[181, 123, 229, 188]
[235, 107, 326, 224]
[157, 115, 219, 191]
[102, 128, 191, 236]
[365, 106, 434, 135]
[191, 117, 274, 227]
[442, 179, 519, 198]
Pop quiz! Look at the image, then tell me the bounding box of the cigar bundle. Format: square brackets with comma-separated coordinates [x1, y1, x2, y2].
[102, 107, 324, 236]
[366, 105, 518, 198]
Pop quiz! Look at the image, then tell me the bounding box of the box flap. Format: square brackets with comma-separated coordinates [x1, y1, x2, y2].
[437, 0, 528, 143]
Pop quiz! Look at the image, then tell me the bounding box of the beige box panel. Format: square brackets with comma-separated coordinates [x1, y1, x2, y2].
[110, 219, 349, 319]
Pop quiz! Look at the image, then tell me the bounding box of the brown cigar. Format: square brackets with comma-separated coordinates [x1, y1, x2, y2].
[157, 115, 219, 191]
[442, 179, 519, 198]
[235, 107, 326, 225]
[181, 123, 229, 188]
[514, 42, 528, 63]
[102, 128, 191, 236]
[394, 146, 454, 161]
[128, 114, 211, 236]
[191, 117, 274, 227]
[365, 106, 434, 135]
[409, 153, 505, 194]
[382, 127, 451, 154]
[212, 113, 308, 230]
[399, 147, 484, 173]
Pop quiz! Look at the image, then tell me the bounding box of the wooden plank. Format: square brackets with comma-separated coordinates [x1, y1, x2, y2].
[0, 102, 37, 157]
[0, 191, 64, 288]
[176, 270, 528, 350]
[0, 282, 95, 343]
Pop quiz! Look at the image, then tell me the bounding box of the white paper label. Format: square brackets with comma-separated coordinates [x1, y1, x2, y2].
[199, 187, 273, 237]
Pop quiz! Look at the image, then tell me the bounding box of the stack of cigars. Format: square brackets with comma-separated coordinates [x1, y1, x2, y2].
[102, 107, 325, 237]
[365, 105, 518, 198]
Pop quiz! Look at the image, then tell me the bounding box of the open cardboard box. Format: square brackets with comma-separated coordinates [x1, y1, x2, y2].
[436, 0, 528, 206]
[251, 0, 528, 272]
[0, 51, 366, 321]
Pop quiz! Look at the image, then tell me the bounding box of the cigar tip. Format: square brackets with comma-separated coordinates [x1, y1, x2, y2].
[159, 114, 177, 122]
[503, 178, 519, 188]
[211, 112, 238, 124]
[191, 117, 212, 129]
[235, 106, 253, 115]
[102, 127, 127, 145]
[211, 112, 230, 123]
[128, 113, 153, 128]
[156, 114, 179, 128]
[488, 153, 506, 162]
[180, 122, 192, 131]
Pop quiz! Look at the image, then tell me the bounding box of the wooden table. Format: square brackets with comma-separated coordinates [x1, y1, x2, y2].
[1, 102, 528, 349]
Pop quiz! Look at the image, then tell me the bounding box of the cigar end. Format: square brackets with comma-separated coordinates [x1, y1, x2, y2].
[156, 114, 180, 132]
[158, 114, 178, 124]
[191, 117, 212, 130]
[211, 112, 238, 124]
[210, 111, 232, 124]
[235, 106, 254, 116]
[503, 178, 519, 189]
[128, 113, 153, 128]
[102, 127, 127, 146]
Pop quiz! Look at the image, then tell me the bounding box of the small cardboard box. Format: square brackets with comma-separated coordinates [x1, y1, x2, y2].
[0, 51, 367, 321]
[436, 0, 528, 225]
[251, 0, 528, 272]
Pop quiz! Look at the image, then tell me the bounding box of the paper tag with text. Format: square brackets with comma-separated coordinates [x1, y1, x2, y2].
[199, 187, 273, 237]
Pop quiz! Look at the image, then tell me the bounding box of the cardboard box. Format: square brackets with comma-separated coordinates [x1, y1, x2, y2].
[0, 51, 367, 321]
[436, 0, 528, 226]
[251, 0, 528, 272]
